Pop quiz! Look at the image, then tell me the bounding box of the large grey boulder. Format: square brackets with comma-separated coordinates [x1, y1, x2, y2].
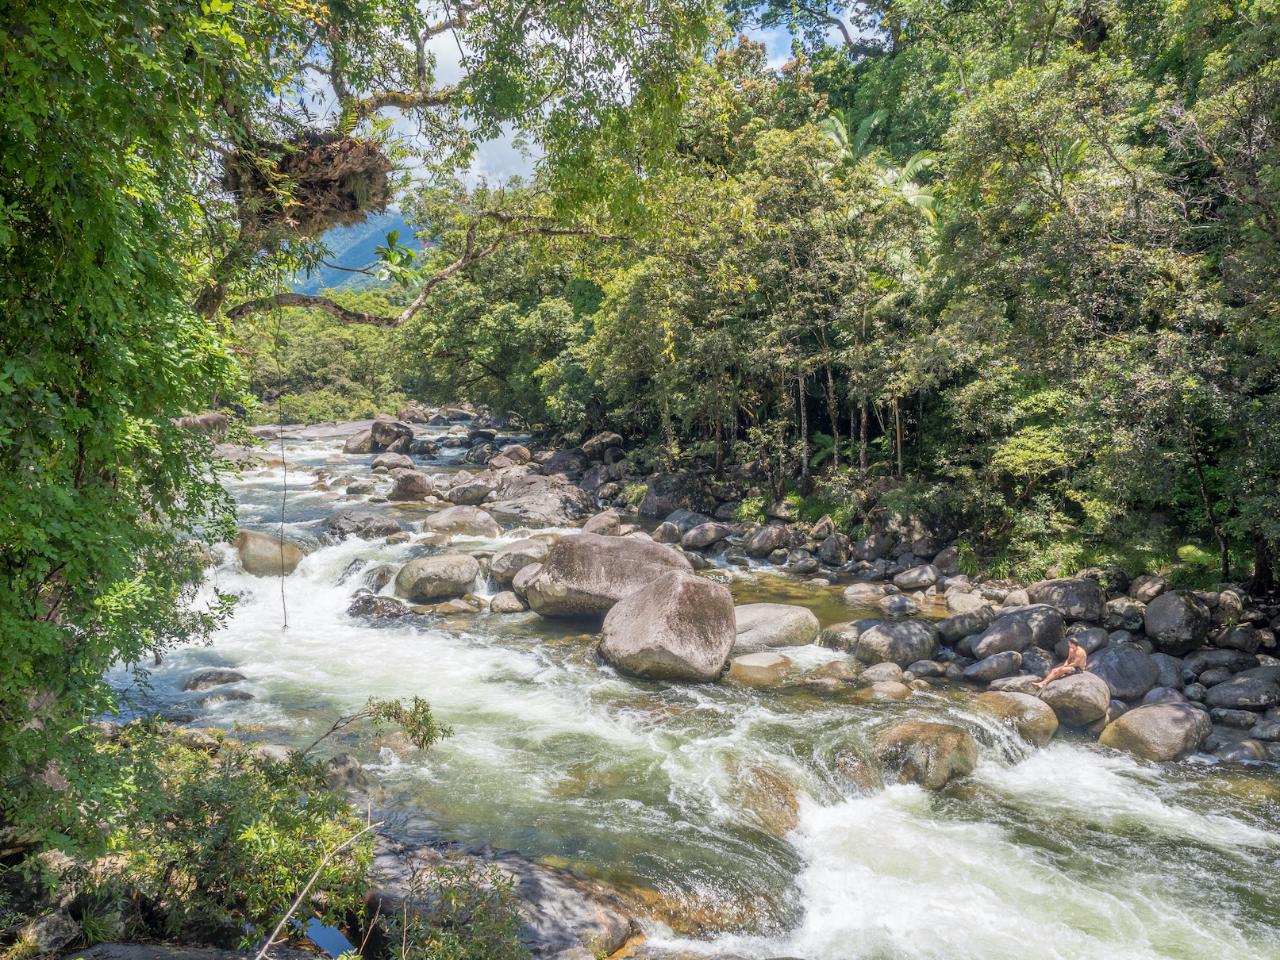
[490, 591, 527, 613]
[1204, 677, 1280, 710]
[843, 582, 889, 606]
[370, 417, 413, 452]
[524, 533, 692, 617]
[991, 605, 1065, 650]
[1150, 652, 1185, 690]
[446, 479, 494, 505]
[662, 508, 713, 533]
[872, 721, 978, 790]
[394, 554, 481, 602]
[856, 620, 939, 667]
[682, 522, 732, 550]
[490, 538, 552, 585]
[1086, 644, 1159, 701]
[733, 603, 820, 652]
[1038, 672, 1111, 726]
[581, 431, 624, 460]
[511, 563, 541, 599]
[542, 447, 590, 479]
[235, 529, 302, 577]
[1098, 702, 1211, 761]
[347, 594, 410, 619]
[1143, 591, 1211, 656]
[389, 470, 435, 501]
[893, 564, 939, 590]
[372, 452, 414, 470]
[342, 428, 373, 454]
[1130, 574, 1167, 603]
[324, 508, 403, 541]
[746, 524, 789, 557]
[974, 691, 1059, 746]
[946, 588, 991, 614]
[582, 509, 621, 536]
[817, 533, 849, 565]
[485, 473, 594, 526]
[182, 668, 247, 691]
[1104, 597, 1146, 631]
[1217, 625, 1262, 654]
[598, 572, 735, 681]
[937, 608, 996, 644]
[852, 532, 893, 562]
[1027, 577, 1104, 622]
[421, 505, 502, 538]
[963, 651, 1022, 683]
[972, 618, 1033, 659]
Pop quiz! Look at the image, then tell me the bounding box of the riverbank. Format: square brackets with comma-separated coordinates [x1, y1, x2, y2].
[93, 408, 1280, 959]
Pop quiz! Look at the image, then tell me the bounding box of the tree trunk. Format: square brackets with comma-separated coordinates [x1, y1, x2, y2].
[1187, 424, 1229, 581]
[893, 398, 904, 479]
[858, 400, 869, 480]
[824, 363, 840, 471]
[798, 373, 811, 491]
[713, 414, 724, 477]
[1248, 535, 1275, 595]
[660, 393, 676, 468]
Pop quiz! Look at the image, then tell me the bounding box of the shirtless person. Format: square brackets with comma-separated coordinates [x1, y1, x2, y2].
[1033, 638, 1088, 688]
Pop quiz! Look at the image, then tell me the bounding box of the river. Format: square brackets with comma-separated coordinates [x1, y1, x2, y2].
[112, 433, 1280, 960]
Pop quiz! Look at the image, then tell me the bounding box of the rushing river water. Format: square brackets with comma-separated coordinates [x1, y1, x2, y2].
[112, 433, 1280, 960]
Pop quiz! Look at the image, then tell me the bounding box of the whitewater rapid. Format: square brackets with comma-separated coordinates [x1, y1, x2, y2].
[113, 435, 1280, 960]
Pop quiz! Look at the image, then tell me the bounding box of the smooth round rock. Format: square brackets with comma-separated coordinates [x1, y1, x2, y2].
[729, 652, 793, 685]
[974, 691, 1059, 746]
[872, 721, 978, 790]
[1038, 672, 1111, 726]
[1098, 702, 1212, 761]
[235, 529, 303, 577]
[733, 603, 820, 651]
[1086, 644, 1159, 701]
[394, 553, 481, 602]
[855, 620, 939, 667]
[598, 571, 735, 681]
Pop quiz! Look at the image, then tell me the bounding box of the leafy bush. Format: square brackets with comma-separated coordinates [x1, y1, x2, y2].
[94, 726, 373, 948]
[622, 482, 648, 507]
[381, 860, 529, 960]
[734, 495, 767, 524]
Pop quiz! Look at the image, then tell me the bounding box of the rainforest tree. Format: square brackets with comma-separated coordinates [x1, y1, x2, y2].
[0, 0, 716, 847]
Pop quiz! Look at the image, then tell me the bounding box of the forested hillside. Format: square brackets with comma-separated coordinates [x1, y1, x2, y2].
[251, 2, 1280, 587]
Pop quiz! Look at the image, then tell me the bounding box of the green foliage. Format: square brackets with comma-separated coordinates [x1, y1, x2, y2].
[382, 861, 529, 960]
[734, 496, 768, 524]
[94, 727, 372, 948]
[622, 482, 649, 507]
[366, 697, 453, 752]
[234, 287, 413, 424]
[387, 20, 1280, 588]
[0, 0, 252, 847]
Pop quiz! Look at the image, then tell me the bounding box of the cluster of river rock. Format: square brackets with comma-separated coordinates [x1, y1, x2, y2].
[226, 407, 1280, 799]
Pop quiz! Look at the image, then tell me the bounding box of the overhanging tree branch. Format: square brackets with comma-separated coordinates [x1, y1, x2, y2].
[225, 293, 398, 326]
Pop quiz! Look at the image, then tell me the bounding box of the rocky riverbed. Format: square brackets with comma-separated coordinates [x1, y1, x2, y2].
[115, 409, 1280, 960]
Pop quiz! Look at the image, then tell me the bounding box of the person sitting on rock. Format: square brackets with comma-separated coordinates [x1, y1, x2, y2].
[1033, 638, 1087, 689]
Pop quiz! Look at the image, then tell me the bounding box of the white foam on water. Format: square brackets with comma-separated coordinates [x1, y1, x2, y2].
[659, 782, 1279, 960]
[974, 743, 1280, 854]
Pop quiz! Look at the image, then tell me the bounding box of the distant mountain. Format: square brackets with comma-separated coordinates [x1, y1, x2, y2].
[292, 210, 422, 294]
